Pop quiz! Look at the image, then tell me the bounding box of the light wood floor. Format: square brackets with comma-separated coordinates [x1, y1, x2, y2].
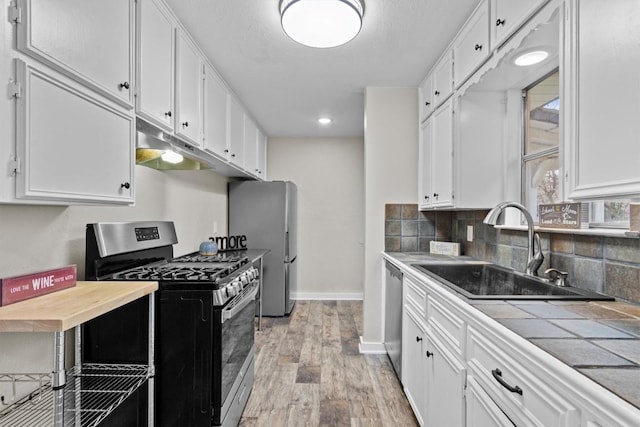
[240, 300, 418, 427]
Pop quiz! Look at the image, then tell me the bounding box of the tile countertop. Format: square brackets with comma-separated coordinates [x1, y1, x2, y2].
[384, 252, 640, 410]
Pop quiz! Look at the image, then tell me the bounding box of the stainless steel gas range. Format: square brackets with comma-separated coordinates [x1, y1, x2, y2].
[83, 221, 258, 427]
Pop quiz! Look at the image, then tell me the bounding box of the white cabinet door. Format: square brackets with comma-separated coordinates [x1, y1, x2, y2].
[17, 0, 134, 108]
[257, 131, 267, 180]
[425, 333, 466, 427]
[432, 51, 453, 108]
[175, 30, 202, 147]
[419, 76, 434, 122]
[228, 97, 245, 168]
[402, 307, 427, 426]
[567, 0, 640, 199]
[136, 0, 174, 132]
[419, 119, 432, 209]
[431, 99, 454, 207]
[454, 0, 490, 88]
[203, 64, 228, 158]
[15, 61, 134, 204]
[491, 0, 549, 49]
[243, 116, 258, 176]
[466, 375, 515, 427]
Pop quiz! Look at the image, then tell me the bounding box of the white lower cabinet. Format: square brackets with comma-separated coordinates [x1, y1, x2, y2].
[466, 326, 580, 427]
[466, 375, 515, 426]
[425, 333, 466, 427]
[14, 60, 134, 204]
[403, 306, 427, 425]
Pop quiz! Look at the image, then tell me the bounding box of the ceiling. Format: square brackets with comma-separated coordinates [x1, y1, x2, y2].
[165, 0, 481, 138]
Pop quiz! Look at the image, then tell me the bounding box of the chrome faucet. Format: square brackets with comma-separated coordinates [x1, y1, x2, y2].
[483, 201, 544, 276]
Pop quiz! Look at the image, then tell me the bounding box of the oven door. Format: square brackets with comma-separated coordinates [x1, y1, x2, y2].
[214, 282, 258, 425]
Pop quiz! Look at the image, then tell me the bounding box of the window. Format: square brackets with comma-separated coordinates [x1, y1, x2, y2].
[523, 70, 561, 223]
[522, 70, 630, 229]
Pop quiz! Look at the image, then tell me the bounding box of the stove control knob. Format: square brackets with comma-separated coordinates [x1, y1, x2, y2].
[227, 286, 237, 297]
[240, 275, 249, 286]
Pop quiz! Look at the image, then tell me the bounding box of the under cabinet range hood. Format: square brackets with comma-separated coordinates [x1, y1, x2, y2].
[135, 119, 252, 178]
[136, 120, 209, 171]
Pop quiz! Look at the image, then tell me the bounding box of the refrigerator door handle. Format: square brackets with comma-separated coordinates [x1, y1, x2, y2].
[285, 231, 290, 262]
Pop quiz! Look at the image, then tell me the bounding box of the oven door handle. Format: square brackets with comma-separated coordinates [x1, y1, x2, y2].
[222, 283, 258, 323]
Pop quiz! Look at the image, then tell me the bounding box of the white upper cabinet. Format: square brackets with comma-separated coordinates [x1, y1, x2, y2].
[419, 119, 433, 209]
[419, 76, 434, 122]
[136, 0, 174, 132]
[203, 64, 228, 158]
[174, 30, 203, 147]
[432, 51, 454, 108]
[430, 98, 454, 208]
[257, 131, 267, 180]
[490, 0, 549, 49]
[14, 60, 134, 204]
[16, 0, 134, 108]
[228, 96, 245, 168]
[453, 1, 490, 88]
[566, 0, 640, 200]
[243, 115, 258, 176]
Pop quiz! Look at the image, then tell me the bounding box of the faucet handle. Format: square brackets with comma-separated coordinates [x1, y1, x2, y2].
[545, 268, 568, 287]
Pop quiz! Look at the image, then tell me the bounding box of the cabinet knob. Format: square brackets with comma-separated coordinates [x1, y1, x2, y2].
[496, 18, 505, 26]
[224, 149, 229, 153]
[426, 350, 433, 358]
[164, 111, 172, 117]
[474, 44, 482, 51]
[424, 195, 429, 200]
[182, 121, 189, 127]
[434, 90, 440, 96]
[231, 153, 236, 158]
[416, 336, 422, 342]
[120, 182, 130, 189]
[258, 170, 262, 174]
[433, 193, 439, 199]
[119, 82, 130, 90]
[425, 101, 431, 106]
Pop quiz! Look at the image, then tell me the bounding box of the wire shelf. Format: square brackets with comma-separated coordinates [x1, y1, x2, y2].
[0, 363, 152, 427]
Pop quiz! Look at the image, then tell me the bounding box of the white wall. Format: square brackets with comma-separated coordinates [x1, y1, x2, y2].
[268, 137, 364, 299]
[0, 166, 229, 397]
[362, 87, 418, 351]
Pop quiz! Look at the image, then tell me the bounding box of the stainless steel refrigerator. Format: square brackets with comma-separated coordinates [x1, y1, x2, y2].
[228, 181, 297, 316]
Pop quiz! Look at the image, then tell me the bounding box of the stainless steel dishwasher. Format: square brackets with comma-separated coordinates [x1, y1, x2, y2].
[384, 260, 403, 381]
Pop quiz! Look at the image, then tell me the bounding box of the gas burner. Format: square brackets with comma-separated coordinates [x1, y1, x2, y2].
[173, 252, 249, 265]
[111, 264, 229, 283]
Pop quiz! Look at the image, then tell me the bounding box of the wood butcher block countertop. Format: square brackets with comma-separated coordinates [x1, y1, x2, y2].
[0, 281, 158, 333]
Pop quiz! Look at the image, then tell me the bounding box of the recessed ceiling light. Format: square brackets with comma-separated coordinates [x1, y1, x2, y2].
[161, 150, 184, 164]
[280, 0, 364, 48]
[514, 50, 549, 67]
[317, 117, 332, 125]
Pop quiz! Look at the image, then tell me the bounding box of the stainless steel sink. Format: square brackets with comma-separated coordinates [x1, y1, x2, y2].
[412, 263, 614, 301]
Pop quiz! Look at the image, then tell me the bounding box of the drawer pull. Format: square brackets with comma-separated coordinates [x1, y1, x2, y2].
[491, 369, 523, 395]
[416, 336, 423, 342]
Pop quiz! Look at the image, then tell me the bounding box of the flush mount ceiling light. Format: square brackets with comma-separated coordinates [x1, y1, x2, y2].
[514, 50, 549, 67]
[161, 150, 184, 164]
[317, 117, 333, 125]
[280, 0, 364, 48]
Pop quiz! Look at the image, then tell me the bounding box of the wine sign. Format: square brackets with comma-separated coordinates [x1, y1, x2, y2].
[538, 203, 581, 229]
[0, 265, 77, 306]
[213, 235, 247, 251]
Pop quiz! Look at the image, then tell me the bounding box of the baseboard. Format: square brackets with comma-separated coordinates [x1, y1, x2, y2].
[358, 336, 386, 354]
[291, 292, 363, 300]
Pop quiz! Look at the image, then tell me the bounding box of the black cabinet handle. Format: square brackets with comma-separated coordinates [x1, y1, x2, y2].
[224, 149, 229, 153]
[182, 121, 189, 127]
[416, 336, 422, 342]
[119, 82, 130, 90]
[433, 193, 439, 199]
[120, 182, 130, 189]
[424, 195, 429, 200]
[496, 18, 505, 26]
[491, 369, 523, 395]
[434, 90, 440, 96]
[474, 44, 482, 51]
[426, 350, 433, 358]
[164, 111, 172, 117]
[425, 101, 431, 106]
[231, 153, 236, 158]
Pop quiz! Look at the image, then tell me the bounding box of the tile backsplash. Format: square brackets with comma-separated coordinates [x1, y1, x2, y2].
[384, 204, 640, 304]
